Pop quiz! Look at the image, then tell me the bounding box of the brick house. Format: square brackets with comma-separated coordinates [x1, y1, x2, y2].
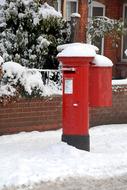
[0, 0, 127, 77]
[53, 0, 127, 78]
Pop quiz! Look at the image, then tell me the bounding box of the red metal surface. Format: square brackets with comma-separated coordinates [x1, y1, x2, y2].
[89, 65, 112, 107]
[58, 57, 94, 135]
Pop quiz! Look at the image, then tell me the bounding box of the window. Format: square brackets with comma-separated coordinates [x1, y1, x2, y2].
[66, 0, 78, 20]
[56, 0, 78, 20]
[54, 0, 62, 13]
[88, 1, 105, 54]
[122, 4, 127, 60]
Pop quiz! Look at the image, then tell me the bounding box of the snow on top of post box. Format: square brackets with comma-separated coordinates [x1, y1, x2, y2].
[57, 43, 99, 53]
[91, 54, 113, 67]
[57, 43, 96, 57]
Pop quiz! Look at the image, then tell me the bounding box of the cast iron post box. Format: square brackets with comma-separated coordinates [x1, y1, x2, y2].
[57, 45, 95, 151]
[89, 54, 113, 107]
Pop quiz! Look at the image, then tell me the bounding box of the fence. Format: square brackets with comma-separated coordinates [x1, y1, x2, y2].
[29, 68, 62, 86]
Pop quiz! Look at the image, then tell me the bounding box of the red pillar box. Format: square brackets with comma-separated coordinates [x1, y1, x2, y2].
[89, 54, 113, 107]
[57, 44, 95, 151]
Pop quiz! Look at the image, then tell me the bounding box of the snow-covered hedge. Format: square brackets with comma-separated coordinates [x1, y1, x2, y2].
[0, 59, 62, 104]
[0, 1, 70, 69]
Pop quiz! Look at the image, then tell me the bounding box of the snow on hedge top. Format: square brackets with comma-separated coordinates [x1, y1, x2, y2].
[92, 54, 113, 67]
[57, 43, 96, 57]
[2, 61, 24, 78]
[2, 62, 44, 95]
[39, 3, 62, 19]
[1, 61, 61, 97]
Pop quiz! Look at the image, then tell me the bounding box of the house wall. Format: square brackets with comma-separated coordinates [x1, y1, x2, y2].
[78, 0, 88, 42]
[77, 0, 124, 78]
[1, 87, 127, 135]
[104, 0, 123, 77]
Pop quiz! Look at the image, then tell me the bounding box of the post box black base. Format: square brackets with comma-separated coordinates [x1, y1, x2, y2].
[62, 134, 90, 151]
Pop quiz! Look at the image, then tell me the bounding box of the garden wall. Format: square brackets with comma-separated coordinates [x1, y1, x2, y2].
[0, 86, 127, 135]
[0, 96, 62, 135]
[90, 86, 127, 127]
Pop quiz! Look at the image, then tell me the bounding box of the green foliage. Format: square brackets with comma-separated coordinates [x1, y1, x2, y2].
[88, 16, 126, 47]
[0, 0, 70, 69]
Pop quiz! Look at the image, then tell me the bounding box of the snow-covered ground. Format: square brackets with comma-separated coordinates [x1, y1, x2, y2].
[1, 124, 127, 190]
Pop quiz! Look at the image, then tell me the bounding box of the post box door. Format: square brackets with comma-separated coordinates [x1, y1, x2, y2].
[63, 66, 89, 135]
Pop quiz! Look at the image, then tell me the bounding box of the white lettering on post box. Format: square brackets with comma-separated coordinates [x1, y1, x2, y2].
[64, 79, 73, 94]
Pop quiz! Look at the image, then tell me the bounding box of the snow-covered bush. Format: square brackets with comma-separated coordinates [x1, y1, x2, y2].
[88, 16, 125, 47]
[0, 60, 62, 105]
[0, 1, 70, 69]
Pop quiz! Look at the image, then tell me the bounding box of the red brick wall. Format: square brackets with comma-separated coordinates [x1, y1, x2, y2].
[90, 86, 127, 127]
[0, 96, 62, 135]
[1, 87, 127, 135]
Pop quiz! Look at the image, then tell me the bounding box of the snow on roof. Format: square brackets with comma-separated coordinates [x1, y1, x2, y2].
[39, 2, 62, 19]
[57, 43, 96, 57]
[91, 54, 113, 67]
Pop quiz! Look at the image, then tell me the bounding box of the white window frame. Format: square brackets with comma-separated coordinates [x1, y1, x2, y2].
[57, 0, 62, 13]
[121, 3, 127, 61]
[57, 0, 78, 20]
[66, 0, 78, 20]
[88, 1, 105, 55]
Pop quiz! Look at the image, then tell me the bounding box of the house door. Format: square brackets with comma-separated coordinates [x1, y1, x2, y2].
[89, 1, 105, 54]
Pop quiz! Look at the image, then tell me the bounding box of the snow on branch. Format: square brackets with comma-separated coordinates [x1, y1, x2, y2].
[39, 3, 62, 19]
[88, 16, 125, 47]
